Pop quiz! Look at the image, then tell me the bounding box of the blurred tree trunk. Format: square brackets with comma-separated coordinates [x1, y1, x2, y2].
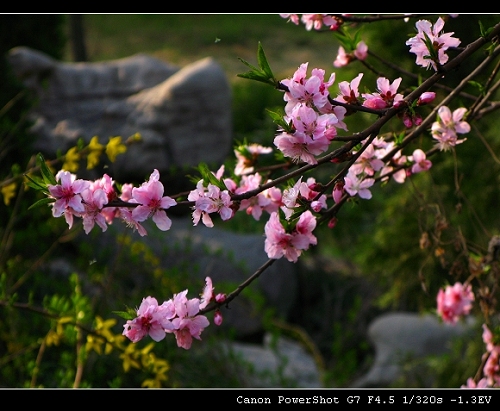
[69, 14, 87, 62]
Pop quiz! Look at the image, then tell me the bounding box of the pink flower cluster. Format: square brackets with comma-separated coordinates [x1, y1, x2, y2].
[123, 277, 225, 349]
[334, 41, 368, 68]
[276, 63, 347, 164]
[406, 17, 461, 71]
[335, 137, 433, 202]
[264, 210, 317, 263]
[431, 106, 470, 151]
[436, 282, 474, 324]
[462, 324, 500, 388]
[47, 169, 176, 236]
[280, 14, 342, 31]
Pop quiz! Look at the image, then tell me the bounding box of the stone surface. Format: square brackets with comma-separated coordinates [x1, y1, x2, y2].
[7, 46, 233, 183]
[352, 312, 476, 387]
[221, 333, 322, 387]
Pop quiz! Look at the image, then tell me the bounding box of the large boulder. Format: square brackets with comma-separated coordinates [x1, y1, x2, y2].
[7, 46, 233, 183]
[352, 312, 476, 387]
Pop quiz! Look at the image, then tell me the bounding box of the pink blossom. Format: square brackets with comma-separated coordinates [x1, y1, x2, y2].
[406, 17, 461, 70]
[461, 377, 489, 389]
[234, 143, 273, 176]
[436, 282, 474, 324]
[196, 184, 234, 222]
[333, 41, 367, 68]
[353, 41, 368, 60]
[236, 173, 273, 221]
[131, 169, 176, 231]
[362, 77, 404, 109]
[170, 290, 210, 350]
[274, 131, 323, 165]
[199, 276, 214, 310]
[335, 73, 363, 105]
[299, 177, 327, 212]
[483, 350, 500, 387]
[119, 208, 148, 237]
[289, 104, 340, 142]
[300, 14, 336, 31]
[375, 142, 408, 184]
[350, 144, 385, 177]
[264, 211, 316, 263]
[280, 178, 302, 219]
[48, 170, 90, 221]
[281, 63, 335, 113]
[431, 106, 470, 151]
[80, 183, 109, 234]
[410, 149, 432, 174]
[482, 324, 499, 354]
[344, 171, 375, 199]
[280, 14, 299, 25]
[294, 210, 317, 247]
[333, 46, 350, 68]
[122, 296, 175, 343]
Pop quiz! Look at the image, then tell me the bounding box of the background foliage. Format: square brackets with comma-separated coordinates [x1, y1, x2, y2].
[1, 14, 498, 388]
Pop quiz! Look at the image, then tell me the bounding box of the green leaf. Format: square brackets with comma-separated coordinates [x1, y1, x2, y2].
[197, 162, 226, 190]
[266, 109, 293, 133]
[468, 80, 485, 94]
[236, 69, 271, 84]
[237, 42, 277, 87]
[24, 173, 48, 191]
[237, 56, 260, 72]
[36, 153, 57, 185]
[257, 42, 275, 81]
[28, 197, 55, 211]
[112, 310, 135, 321]
[479, 20, 494, 37]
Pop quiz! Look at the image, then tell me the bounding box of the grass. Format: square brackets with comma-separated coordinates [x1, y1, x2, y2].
[65, 14, 341, 83]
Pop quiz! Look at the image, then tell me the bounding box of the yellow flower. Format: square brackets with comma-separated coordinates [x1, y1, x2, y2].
[45, 329, 62, 347]
[86, 316, 119, 355]
[86, 136, 104, 170]
[127, 132, 142, 144]
[106, 136, 127, 163]
[62, 147, 80, 172]
[85, 334, 103, 355]
[120, 343, 141, 372]
[1, 182, 17, 206]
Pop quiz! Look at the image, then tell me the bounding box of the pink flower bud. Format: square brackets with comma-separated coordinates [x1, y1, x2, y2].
[417, 92, 436, 105]
[333, 181, 344, 204]
[214, 310, 223, 326]
[328, 217, 338, 229]
[413, 113, 423, 126]
[215, 293, 226, 303]
[402, 113, 413, 128]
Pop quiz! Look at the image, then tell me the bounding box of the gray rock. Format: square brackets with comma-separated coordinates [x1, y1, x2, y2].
[352, 312, 476, 387]
[221, 333, 322, 387]
[7, 46, 233, 182]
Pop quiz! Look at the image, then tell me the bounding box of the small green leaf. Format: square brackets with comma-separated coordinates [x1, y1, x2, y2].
[28, 197, 55, 211]
[266, 109, 293, 133]
[113, 310, 135, 321]
[197, 163, 226, 190]
[36, 153, 57, 185]
[237, 43, 277, 87]
[257, 42, 275, 81]
[237, 57, 260, 72]
[24, 173, 47, 191]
